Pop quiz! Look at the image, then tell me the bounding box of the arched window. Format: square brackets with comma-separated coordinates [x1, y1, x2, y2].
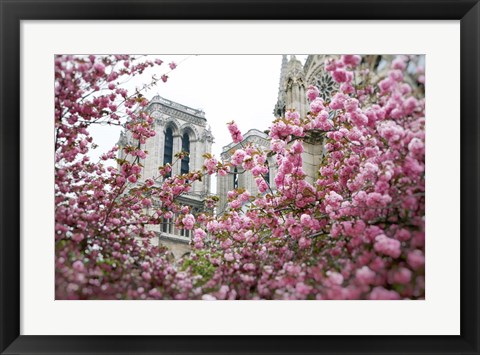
[233, 167, 239, 189]
[163, 127, 173, 178]
[181, 132, 190, 175]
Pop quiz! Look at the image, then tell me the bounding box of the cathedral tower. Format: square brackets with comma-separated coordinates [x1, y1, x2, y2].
[118, 95, 214, 250]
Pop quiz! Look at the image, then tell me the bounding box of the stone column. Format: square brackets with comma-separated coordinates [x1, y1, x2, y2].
[292, 83, 297, 112]
[216, 173, 230, 215]
[155, 120, 165, 168]
[287, 84, 292, 110]
[189, 138, 198, 193]
[300, 85, 306, 118]
[173, 133, 182, 176]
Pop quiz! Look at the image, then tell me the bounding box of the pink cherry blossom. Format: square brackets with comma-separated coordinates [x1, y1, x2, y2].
[227, 121, 244, 143]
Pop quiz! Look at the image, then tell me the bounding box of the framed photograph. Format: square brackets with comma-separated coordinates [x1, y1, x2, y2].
[1, 0, 478, 354]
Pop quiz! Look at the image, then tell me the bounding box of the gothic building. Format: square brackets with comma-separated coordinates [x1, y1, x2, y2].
[117, 94, 214, 255]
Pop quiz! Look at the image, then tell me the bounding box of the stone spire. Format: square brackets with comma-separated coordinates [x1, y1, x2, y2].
[278, 55, 288, 99]
[273, 55, 289, 117]
[284, 55, 307, 118]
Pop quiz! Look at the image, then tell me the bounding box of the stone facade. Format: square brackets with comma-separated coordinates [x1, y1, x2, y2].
[118, 94, 214, 251]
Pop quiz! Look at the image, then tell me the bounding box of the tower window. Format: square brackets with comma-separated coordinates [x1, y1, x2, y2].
[233, 167, 239, 189]
[163, 127, 173, 178]
[162, 217, 172, 234]
[181, 132, 190, 175]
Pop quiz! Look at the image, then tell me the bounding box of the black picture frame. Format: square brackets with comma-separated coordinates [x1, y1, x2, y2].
[1, 1, 479, 354]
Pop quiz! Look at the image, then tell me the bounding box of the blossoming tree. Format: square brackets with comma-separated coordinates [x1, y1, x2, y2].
[55, 55, 200, 299]
[55, 54, 425, 300]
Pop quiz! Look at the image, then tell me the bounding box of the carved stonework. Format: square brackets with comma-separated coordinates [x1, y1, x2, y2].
[311, 69, 338, 101]
[180, 123, 200, 141]
[148, 102, 207, 127]
[150, 111, 162, 119]
[201, 127, 215, 143]
[286, 55, 305, 80]
[159, 117, 183, 135]
[117, 131, 128, 146]
[245, 135, 269, 147]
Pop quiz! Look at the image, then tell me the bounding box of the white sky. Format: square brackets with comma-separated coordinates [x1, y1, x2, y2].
[88, 55, 308, 192]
